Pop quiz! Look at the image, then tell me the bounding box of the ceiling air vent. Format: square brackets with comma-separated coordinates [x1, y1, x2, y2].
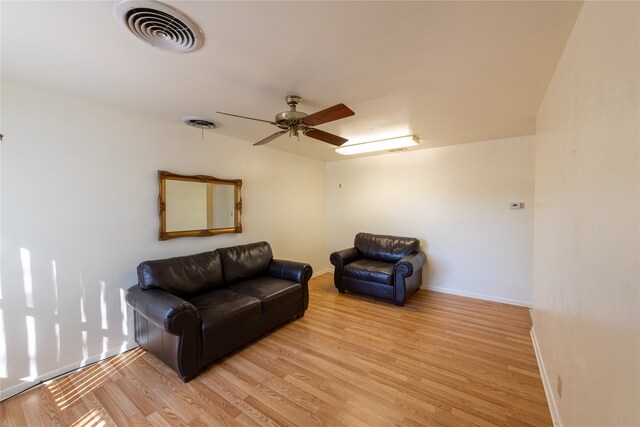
[113, 1, 204, 53]
[183, 116, 217, 130]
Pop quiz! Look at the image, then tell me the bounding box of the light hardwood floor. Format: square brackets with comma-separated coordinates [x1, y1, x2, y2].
[1, 273, 551, 426]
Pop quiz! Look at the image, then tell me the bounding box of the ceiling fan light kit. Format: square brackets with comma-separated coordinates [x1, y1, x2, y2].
[216, 96, 354, 147]
[335, 135, 420, 155]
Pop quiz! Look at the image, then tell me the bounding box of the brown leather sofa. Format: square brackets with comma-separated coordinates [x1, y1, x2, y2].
[330, 232, 427, 306]
[125, 241, 311, 381]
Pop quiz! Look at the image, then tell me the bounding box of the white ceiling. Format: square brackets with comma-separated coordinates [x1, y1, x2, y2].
[1, 1, 583, 161]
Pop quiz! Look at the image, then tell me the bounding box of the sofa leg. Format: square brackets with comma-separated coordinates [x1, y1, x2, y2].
[338, 289, 345, 294]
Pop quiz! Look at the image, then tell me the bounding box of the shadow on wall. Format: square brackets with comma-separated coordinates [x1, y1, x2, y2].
[419, 239, 440, 291]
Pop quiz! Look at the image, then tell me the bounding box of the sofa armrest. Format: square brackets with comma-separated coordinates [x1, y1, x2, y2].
[329, 247, 360, 269]
[267, 259, 313, 285]
[125, 285, 199, 335]
[394, 251, 427, 277]
[267, 259, 312, 312]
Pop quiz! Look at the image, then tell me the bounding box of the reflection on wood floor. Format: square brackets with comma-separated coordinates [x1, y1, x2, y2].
[1, 273, 551, 426]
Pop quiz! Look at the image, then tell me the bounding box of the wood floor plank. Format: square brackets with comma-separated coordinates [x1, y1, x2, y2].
[0, 273, 552, 426]
[1, 394, 27, 426]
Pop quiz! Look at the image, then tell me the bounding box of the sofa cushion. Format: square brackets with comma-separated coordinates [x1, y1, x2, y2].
[354, 232, 420, 263]
[137, 251, 224, 298]
[227, 277, 302, 313]
[188, 289, 261, 341]
[218, 241, 273, 285]
[344, 259, 394, 285]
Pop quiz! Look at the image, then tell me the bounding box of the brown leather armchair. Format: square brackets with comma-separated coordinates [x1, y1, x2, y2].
[330, 232, 427, 306]
[126, 241, 311, 381]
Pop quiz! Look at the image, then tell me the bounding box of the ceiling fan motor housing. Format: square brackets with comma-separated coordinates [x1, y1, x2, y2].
[274, 95, 307, 129]
[275, 110, 308, 129]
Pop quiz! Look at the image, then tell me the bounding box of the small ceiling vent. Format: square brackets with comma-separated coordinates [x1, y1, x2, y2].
[114, 1, 204, 53]
[183, 116, 217, 130]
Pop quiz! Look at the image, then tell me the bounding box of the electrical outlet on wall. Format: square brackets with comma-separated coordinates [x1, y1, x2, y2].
[557, 375, 563, 398]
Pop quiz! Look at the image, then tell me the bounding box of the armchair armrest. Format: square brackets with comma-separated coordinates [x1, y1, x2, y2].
[267, 259, 313, 285]
[125, 285, 199, 335]
[330, 247, 360, 293]
[329, 247, 360, 268]
[392, 251, 427, 306]
[394, 251, 427, 276]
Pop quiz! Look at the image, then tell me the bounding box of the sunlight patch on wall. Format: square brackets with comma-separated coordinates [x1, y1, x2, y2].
[20, 248, 34, 308]
[21, 315, 38, 381]
[51, 260, 59, 315]
[80, 275, 87, 323]
[0, 309, 7, 378]
[55, 323, 61, 362]
[100, 281, 108, 330]
[81, 331, 88, 367]
[120, 288, 128, 336]
[100, 337, 109, 359]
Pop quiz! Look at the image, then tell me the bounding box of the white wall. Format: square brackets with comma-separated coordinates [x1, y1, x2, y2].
[326, 135, 535, 306]
[532, 2, 640, 426]
[0, 80, 328, 399]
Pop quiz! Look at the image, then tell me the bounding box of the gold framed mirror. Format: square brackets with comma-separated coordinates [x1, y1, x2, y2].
[158, 170, 242, 240]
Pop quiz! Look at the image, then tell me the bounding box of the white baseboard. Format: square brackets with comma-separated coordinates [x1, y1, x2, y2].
[313, 271, 531, 308]
[312, 267, 333, 278]
[0, 341, 139, 401]
[426, 286, 533, 308]
[530, 326, 561, 427]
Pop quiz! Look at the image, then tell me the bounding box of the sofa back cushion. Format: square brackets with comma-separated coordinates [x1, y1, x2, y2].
[354, 232, 420, 263]
[218, 241, 273, 285]
[137, 251, 224, 297]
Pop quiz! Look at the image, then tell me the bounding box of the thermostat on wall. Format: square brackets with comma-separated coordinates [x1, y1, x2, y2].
[510, 202, 525, 209]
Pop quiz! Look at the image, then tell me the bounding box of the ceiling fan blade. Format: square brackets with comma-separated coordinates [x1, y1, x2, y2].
[254, 131, 287, 146]
[216, 111, 275, 124]
[304, 128, 348, 146]
[302, 103, 355, 126]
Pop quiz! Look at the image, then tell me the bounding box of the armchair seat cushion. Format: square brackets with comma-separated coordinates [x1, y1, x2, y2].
[188, 289, 261, 340]
[344, 259, 394, 285]
[228, 277, 302, 313]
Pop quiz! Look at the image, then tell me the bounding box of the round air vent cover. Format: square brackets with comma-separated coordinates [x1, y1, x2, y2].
[182, 116, 217, 130]
[114, 0, 204, 53]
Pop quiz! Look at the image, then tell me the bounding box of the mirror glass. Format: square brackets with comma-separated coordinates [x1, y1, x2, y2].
[158, 171, 242, 240]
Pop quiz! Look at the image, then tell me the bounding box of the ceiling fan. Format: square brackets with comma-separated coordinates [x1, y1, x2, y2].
[216, 96, 354, 146]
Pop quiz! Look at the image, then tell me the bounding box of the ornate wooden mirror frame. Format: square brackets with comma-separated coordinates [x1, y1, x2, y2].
[158, 170, 242, 240]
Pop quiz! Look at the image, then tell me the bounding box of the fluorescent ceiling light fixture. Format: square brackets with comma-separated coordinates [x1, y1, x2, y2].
[336, 135, 419, 155]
